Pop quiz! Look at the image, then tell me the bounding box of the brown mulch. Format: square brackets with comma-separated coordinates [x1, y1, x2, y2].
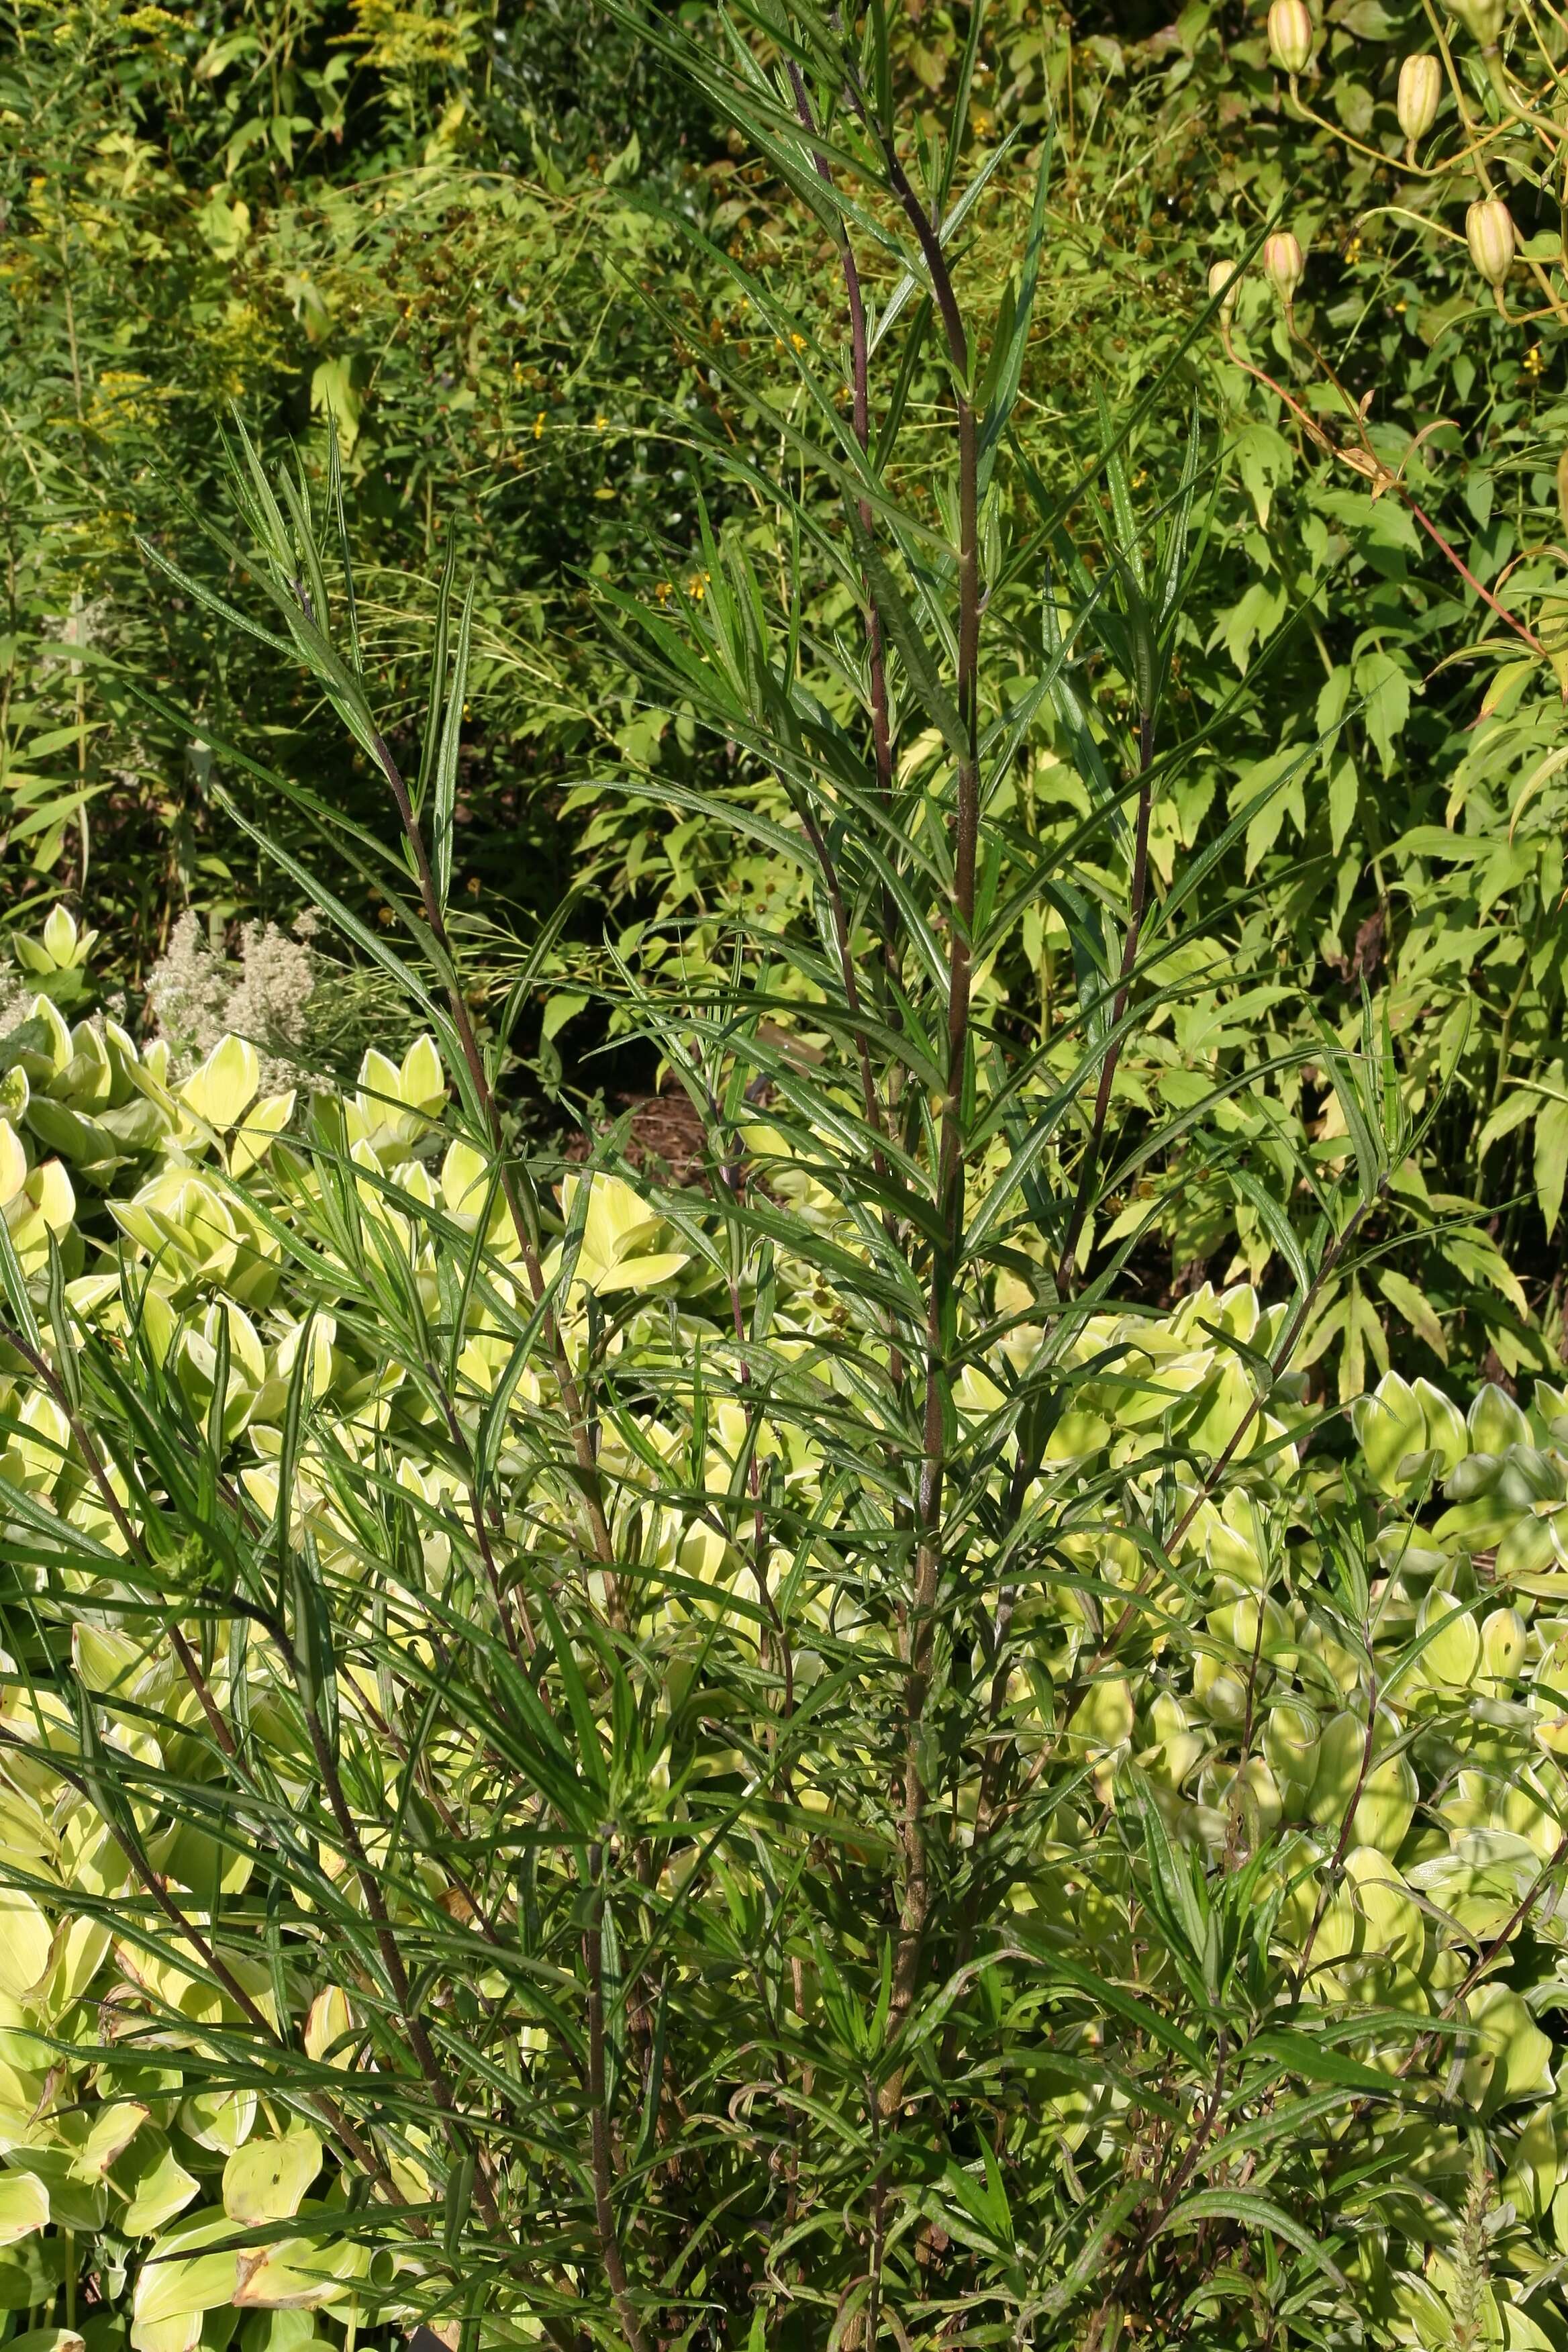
[564, 1083, 712, 1185]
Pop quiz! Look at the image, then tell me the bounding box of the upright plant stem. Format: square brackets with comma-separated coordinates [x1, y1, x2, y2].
[787, 68, 898, 987]
[361, 720, 619, 1590]
[848, 93, 983, 2094]
[300, 1696, 507, 2234]
[1057, 714, 1156, 1287]
[585, 1844, 650, 2352]
[786, 62, 906, 1405]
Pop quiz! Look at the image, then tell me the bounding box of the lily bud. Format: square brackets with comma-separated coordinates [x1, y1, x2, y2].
[1263, 230, 1306, 311]
[1447, 0, 1506, 48]
[1466, 196, 1516, 289]
[1268, 0, 1315, 73]
[1208, 258, 1238, 326]
[1397, 55, 1442, 152]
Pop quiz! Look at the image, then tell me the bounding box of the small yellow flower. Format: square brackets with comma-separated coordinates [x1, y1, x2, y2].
[595, 414, 607, 430]
[533, 410, 546, 439]
[655, 580, 673, 603]
[1525, 344, 1545, 377]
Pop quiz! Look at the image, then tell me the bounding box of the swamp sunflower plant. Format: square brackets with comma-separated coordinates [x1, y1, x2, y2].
[0, 6, 1564, 2351]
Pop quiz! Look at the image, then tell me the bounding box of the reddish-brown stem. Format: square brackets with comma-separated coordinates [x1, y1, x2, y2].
[299, 1694, 504, 2233]
[785, 70, 910, 1396]
[584, 1844, 650, 2352]
[1221, 327, 1551, 666]
[1402, 495, 1553, 665]
[838, 93, 983, 2099]
[793, 797, 891, 1159]
[787, 69, 899, 992]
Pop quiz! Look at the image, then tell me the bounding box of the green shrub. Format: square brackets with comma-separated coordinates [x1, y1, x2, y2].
[569, 0, 1568, 1395]
[9, 906, 1568, 2350]
[3, 6, 1568, 2350]
[0, 0, 700, 952]
[9, 0, 1568, 1399]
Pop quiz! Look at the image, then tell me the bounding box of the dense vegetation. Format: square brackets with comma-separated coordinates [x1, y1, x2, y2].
[3, 0, 1568, 2345]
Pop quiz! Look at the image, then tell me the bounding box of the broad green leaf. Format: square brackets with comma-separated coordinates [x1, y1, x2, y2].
[223, 2131, 323, 2226]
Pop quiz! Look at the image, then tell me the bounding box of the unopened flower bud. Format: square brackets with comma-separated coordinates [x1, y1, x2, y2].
[1447, 0, 1506, 48]
[1466, 195, 1516, 288]
[1268, 0, 1315, 73]
[1263, 230, 1306, 309]
[1397, 54, 1442, 151]
[1208, 258, 1238, 326]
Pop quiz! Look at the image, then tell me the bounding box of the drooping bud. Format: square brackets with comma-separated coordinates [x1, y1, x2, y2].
[1466, 197, 1516, 290]
[1397, 54, 1442, 153]
[1447, 0, 1507, 48]
[1268, 0, 1315, 74]
[1263, 230, 1306, 311]
[1208, 258, 1238, 327]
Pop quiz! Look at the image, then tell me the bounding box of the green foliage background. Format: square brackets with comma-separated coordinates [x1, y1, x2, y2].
[7, 0, 1568, 1393]
[0, 0, 709, 948]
